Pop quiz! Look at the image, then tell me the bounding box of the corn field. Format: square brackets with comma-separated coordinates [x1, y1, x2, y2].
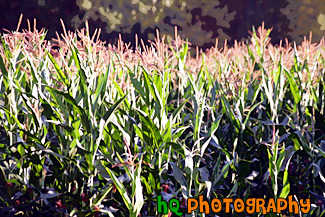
[0, 20, 324, 216]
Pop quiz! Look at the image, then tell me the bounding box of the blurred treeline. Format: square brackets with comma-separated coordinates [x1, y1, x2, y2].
[0, 0, 324, 50]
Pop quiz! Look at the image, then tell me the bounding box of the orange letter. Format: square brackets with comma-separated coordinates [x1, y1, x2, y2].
[277, 198, 287, 213]
[187, 198, 198, 214]
[246, 198, 256, 214]
[266, 198, 277, 213]
[199, 195, 210, 214]
[223, 198, 233, 213]
[234, 199, 245, 213]
[256, 198, 266, 214]
[288, 196, 299, 214]
[300, 199, 310, 213]
[211, 199, 222, 213]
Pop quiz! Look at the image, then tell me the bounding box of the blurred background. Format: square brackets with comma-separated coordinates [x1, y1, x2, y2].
[0, 0, 324, 50]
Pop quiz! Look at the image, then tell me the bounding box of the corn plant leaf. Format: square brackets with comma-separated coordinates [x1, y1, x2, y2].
[213, 160, 231, 186]
[105, 168, 132, 211]
[221, 95, 241, 132]
[142, 66, 163, 110]
[93, 185, 113, 206]
[279, 154, 294, 198]
[128, 69, 148, 105]
[45, 86, 91, 133]
[131, 161, 144, 217]
[94, 62, 110, 105]
[169, 162, 188, 196]
[46, 51, 69, 88]
[243, 102, 262, 126]
[284, 67, 301, 104]
[0, 53, 8, 89]
[102, 95, 127, 123]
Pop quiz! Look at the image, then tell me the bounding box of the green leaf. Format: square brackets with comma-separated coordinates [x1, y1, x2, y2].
[45, 86, 91, 133]
[128, 67, 148, 105]
[46, 51, 69, 87]
[103, 95, 127, 123]
[93, 185, 113, 206]
[94, 61, 110, 104]
[243, 102, 262, 126]
[279, 155, 294, 198]
[131, 161, 144, 217]
[284, 67, 301, 104]
[221, 95, 241, 132]
[105, 168, 132, 211]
